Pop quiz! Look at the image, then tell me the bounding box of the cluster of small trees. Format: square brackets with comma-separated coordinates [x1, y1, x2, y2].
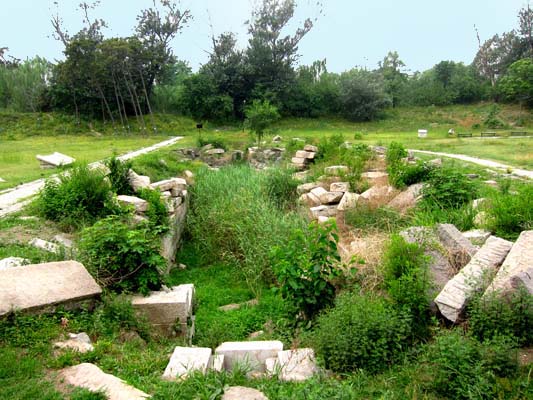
[1, 0, 532, 124]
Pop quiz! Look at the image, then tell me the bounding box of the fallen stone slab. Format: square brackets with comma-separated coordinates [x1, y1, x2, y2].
[310, 186, 328, 199]
[54, 332, 94, 353]
[310, 205, 337, 219]
[435, 236, 513, 323]
[117, 195, 149, 213]
[59, 363, 150, 399]
[291, 157, 306, 166]
[304, 144, 318, 153]
[318, 191, 343, 205]
[0, 261, 101, 316]
[324, 165, 348, 175]
[28, 238, 60, 253]
[359, 185, 397, 207]
[218, 299, 259, 312]
[128, 170, 151, 192]
[36, 152, 75, 168]
[297, 182, 319, 194]
[462, 229, 491, 246]
[215, 341, 284, 372]
[163, 346, 212, 380]
[267, 348, 318, 382]
[361, 171, 389, 186]
[205, 148, 225, 155]
[437, 224, 478, 270]
[151, 178, 187, 192]
[222, 386, 268, 400]
[330, 182, 349, 193]
[54, 234, 74, 249]
[131, 284, 194, 337]
[295, 150, 314, 159]
[337, 192, 359, 211]
[485, 231, 533, 296]
[0, 257, 29, 270]
[299, 193, 321, 207]
[387, 183, 423, 213]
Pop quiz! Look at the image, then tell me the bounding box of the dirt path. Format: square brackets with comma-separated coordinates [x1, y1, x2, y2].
[0, 136, 183, 217]
[409, 149, 533, 180]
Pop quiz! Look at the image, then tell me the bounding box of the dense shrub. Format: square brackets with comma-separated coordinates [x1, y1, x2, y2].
[313, 292, 411, 373]
[386, 142, 432, 188]
[486, 183, 533, 240]
[421, 165, 477, 209]
[78, 216, 165, 294]
[468, 289, 533, 346]
[35, 163, 114, 230]
[271, 221, 342, 320]
[423, 330, 518, 399]
[105, 156, 134, 195]
[382, 235, 431, 339]
[263, 167, 299, 210]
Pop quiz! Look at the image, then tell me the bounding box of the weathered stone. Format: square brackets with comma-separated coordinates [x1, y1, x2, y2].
[295, 150, 312, 159]
[222, 386, 268, 400]
[428, 158, 442, 166]
[330, 182, 349, 193]
[28, 238, 60, 253]
[324, 165, 348, 175]
[131, 284, 194, 337]
[151, 178, 187, 192]
[248, 331, 264, 339]
[0, 257, 28, 270]
[297, 182, 319, 194]
[184, 170, 194, 180]
[59, 363, 150, 400]
[462, 229, 491, 246]
[218, 299, 259, 312]
[337, 192, 359, 211]
[161, 201, 188, 267]
[387, 183, 424, 213]
[361, 171, 389, 186]
[0, 261, 101, 316]
[215, 341, 283, 372]
[370, 145, 387, 155]
[303, 144, 318, 153]
[437, 224, 478, 269]
[128, 170, 151, 192]
[54, 332, 94, 353]
[205, 148, 225, 155]
[272, 135, 282, 142]
[36, 152, 75, 168]
[359, 185, 397, 207]
[472, 198, 487, 210]
[291, 157, 306, 165]
[318, 191, 344, 205]
[310, 186, 328, 200]
[310, 205, 337, 219]
[117, 195, 148, 213]
[267, 348, 318, 382]
[510, 268, 533, 295]
[210, 354, 225, 372]
[163, 346, 212, 380]
[435, 236, 513, 322]
[485, 231, 533, 296]
[54, 234, 74, 249]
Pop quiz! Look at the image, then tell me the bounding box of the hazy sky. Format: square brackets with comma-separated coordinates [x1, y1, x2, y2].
[0, 0, 528, 73]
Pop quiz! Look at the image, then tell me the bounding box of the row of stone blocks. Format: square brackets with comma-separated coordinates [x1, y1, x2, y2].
[163, 342, 317, 382]
[291, 144, 318, 170]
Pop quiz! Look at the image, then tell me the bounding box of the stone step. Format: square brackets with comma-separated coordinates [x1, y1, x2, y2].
[434, 236, 513, 322]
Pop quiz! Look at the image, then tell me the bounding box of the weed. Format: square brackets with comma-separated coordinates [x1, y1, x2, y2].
[344, 205, 407, 233]
[105, 156, 134, 195]
[136, 188, 170, 234]
[263, 167, 299, 210]
[421, 165, 478, 209]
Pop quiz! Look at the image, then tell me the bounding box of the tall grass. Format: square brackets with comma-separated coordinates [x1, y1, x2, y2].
[185, 165, 306, 296]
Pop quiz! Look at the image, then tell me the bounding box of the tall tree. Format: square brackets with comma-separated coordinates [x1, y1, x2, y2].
[518, 3, 533, 56]
[378, 51, 407, 107]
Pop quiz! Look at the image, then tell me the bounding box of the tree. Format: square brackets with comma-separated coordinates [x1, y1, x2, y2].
[181, 73, 233, 122]
[518, 3, 533, 56]
[378, 51, 407, 107]
[245, 100, 280, 145]
[498, 58, 533, 107]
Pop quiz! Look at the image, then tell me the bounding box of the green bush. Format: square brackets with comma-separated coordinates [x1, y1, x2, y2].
[468, 288, 533, 346]
[385, 141, 407, 165]
[105, 156, 134, 195]
[77, 216, 165, 294]
[35, 163, 114, 230]
[313, 291, 411, 373]
[486, 183, 533, 240]
[136, 188, 169, 234]
[382, 235, 431, 339]
[423, 329, 518, 399]
[263, 167, 299, 210]
[197, 135, 229, 151]
[271, 221, 342, 320]
[421, 165, 477, 209]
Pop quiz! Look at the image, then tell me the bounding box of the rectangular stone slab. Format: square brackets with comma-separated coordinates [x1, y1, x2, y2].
[215, 341, 283, 372]
[434, 236, 513, 323]
[163, 346, 212, 379]
[0, 261, 101, 316]
[485, 230, 533, 296]
[437, 224, 477, 269]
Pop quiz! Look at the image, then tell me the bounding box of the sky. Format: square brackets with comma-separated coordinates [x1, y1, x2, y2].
[0, 0, 528, 73]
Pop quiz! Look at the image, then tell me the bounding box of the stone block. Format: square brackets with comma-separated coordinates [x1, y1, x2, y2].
[222, 386, 268, 400]
[324, 165, 348, 175]
[128, 170, 151, 192]
[387, 183, 424, 213]
[54, 234, 74, 249]
[151, 178, 187, 192]
[435, 236, 513, 322]
[291, 157, 306, 165]
[131, 284, 194, 337]
[297, 182, 319, 194]
[437, 224, 478, 269]
[0, 257, 28, 270]
[330, 182, 349, 193]
[36, 152, 75, 168]
[303, 144, 318, 153]
[54, 332, 94, 353]
[28, 238, 60, 253]
[310, 205, 337, 219]
[462, 229, 491, 246]
[161, 202, 188, 266]
[59, 363, 150, 399]
[205, 148, 225, 155]
[359, 185, 397, 207]
[215, 341, 284, 372]
[268, 348, 318, 382]
[318, 191, 344, 205]
[361, 171, 389, 186]
[485, 230, 533, 296]
[117, 195, 148, 213]
[163, 346, 212, 380]
[295, 150, 311, 159]
[310, 186, 328, 200]
[0, 261, 102, 316]
[337, 192, 359, 211]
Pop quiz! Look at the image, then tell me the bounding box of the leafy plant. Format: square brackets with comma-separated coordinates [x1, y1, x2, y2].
[484, 104, 507, 128]
[77, 215, 165, 294]
[421, 165, 477, 209]
[136, 188, 169, 234]
[244, 100, 280, 146]
[34, 163, 115, 231]
[313, 291, 411, 373]
[271, 221, 342, 320]
[105, 156, 134, 195]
